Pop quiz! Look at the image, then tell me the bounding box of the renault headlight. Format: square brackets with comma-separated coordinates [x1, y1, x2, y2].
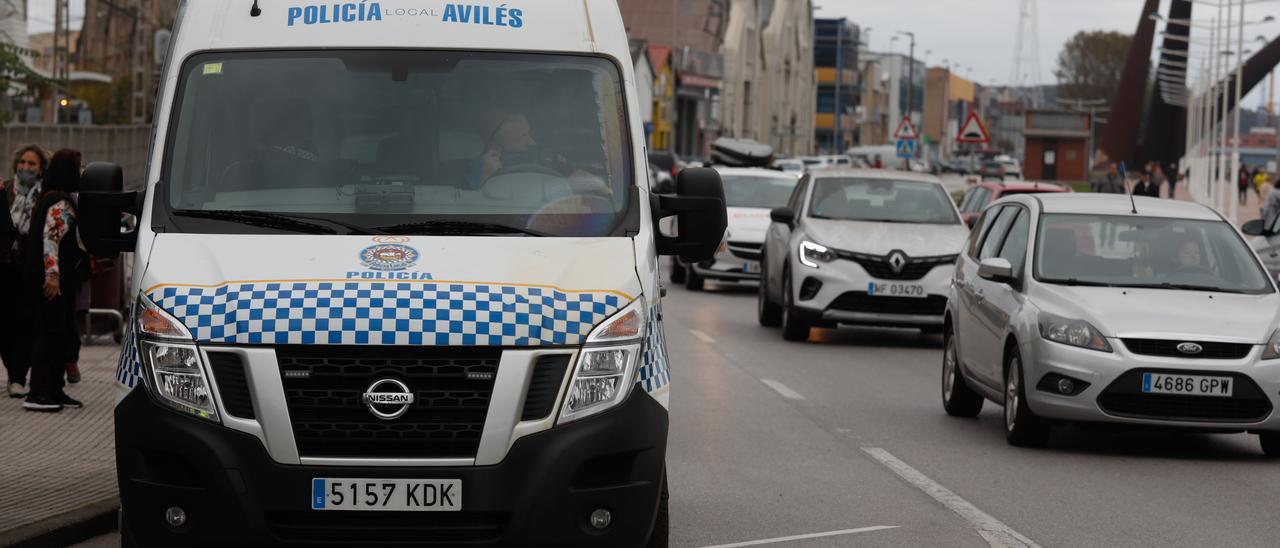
[135, 294, 219, 422]
[1038, 312, 1112, 353]
[558, 298, 645, 424]
[799, 240, 836, 268]
[1262, 329, 1280, 360]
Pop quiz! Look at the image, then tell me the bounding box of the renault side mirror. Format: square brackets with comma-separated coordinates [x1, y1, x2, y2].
[978, 257, 1015, 283]
[652, 167, 727, 262]
[770, 207, 795, 225]
[1242, 219, 1267, 237]
[78, 162, 142, 258]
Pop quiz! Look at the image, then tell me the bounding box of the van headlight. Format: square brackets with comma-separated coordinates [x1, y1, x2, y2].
[135, 294, 219, 422]
[1262, 329, 1280, 360]
[799, 240, 836, 268]
[1038, 312, 1112, 353]
[558, 298, 645, 424]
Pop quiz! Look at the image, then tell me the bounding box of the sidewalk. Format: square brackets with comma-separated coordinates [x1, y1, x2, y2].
[0, 343, 121, 546]
[1171, 179, 1263, 226]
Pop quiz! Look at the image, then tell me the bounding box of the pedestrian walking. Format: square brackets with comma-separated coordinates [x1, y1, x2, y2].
[1092, 163, 1124, 194]
[2, 145, 47, 398]
[1149, 163, 1168, 198]
[22, 149, 90, 412]
[1239, 165, 1252, 206]
[1133, 171, 1160, 198]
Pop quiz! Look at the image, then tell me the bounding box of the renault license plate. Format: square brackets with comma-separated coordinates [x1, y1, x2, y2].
[1141, 373, 1234, 397]
[868, 282, 926, 298]
[311, 478, 461, 511]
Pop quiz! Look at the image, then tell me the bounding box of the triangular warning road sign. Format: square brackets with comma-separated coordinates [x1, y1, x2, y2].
[956, 112, 990, 144]
[893, 117, 919, 140]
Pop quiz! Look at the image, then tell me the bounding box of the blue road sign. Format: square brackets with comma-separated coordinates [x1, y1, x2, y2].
[896, 139, 916, 159]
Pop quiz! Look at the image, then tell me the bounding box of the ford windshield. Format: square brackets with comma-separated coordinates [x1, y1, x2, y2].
[160, 50, 634, 237]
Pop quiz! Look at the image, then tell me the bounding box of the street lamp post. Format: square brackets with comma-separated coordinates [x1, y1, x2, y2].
[898, 30, 917, 164]
[835, 19, 846, 154]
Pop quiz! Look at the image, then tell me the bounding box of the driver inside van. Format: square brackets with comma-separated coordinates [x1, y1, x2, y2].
[466, 109, 537, 190]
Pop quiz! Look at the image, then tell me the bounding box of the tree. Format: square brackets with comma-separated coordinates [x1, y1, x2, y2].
[1054, 31, 1133, 102]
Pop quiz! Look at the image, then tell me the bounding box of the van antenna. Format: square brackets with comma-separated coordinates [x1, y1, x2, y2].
[250, 0, 262, 16]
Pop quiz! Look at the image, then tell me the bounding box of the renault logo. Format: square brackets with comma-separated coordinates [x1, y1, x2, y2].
[1176, 342, 1204, 355]
[887, 251, 909, 274]
[363, 378, 415, 420]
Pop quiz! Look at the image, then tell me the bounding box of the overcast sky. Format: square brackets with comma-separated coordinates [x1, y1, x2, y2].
[23, 0, 1280, 108]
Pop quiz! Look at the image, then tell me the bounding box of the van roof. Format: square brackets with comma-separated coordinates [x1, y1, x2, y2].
[170, 1, 629, 62]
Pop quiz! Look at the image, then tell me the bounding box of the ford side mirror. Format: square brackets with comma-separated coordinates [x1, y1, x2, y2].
[770, 207, 795, 225]
[1242, 219, 1267, 237]
[978, 257, 1015, 283]
[652, 167, 727, 262]
[78, 162, 142, 258]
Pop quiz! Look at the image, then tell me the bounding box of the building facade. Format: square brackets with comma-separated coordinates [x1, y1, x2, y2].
[923, 68, 977, 159]
[618, 0, 726, 157]
[77, 0, 181, 122]
[860, 52, 925, 145]
[813, 18, 857, 154]
[856, 56, 889, 147]
[720, 0, 815, 156]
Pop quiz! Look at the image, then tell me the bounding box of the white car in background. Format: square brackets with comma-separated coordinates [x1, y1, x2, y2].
[673, 168, 802, 290]
[996, 155, 1023, 179]
[758, 169, 969, 341]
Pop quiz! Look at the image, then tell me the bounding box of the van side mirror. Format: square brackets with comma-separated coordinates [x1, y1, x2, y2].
[78, 162, 142, 258]
[770, 207, 795, 225]
[978, 257, 1015, 283]
[1242, 219, 1268, 237]
[652, 167, 727, 262]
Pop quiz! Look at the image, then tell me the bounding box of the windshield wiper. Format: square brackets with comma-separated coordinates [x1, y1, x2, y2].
[268, 212, 385, 235]
[171, 209, 337, 235]
[373, 219, 550, 237]
[1042, 278, 1120, 288]
[1126, 282, 1249, 294]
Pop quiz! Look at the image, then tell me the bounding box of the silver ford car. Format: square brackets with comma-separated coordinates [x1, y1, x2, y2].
[943, 193, 1280, 456]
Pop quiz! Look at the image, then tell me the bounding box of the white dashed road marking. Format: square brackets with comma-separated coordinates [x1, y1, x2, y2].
[760, 379, 805, 400]
[862, 447, 1040, 548]
[697, 526, 900, 548]
[689, 329, 717, 344]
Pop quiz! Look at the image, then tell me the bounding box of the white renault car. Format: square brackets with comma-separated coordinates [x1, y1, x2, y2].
[943, 194, 1280, 455]
[673, 167, 800, 290]
[758, 170, 969, 341]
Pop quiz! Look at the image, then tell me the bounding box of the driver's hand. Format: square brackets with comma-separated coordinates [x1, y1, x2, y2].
[481, 149, 503, 181]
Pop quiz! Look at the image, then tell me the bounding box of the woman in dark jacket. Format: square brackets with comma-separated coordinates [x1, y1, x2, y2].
[3, 145, 47, 398]
[22, 149, 87, 412]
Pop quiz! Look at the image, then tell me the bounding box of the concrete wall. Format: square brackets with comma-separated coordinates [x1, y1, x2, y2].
[0, 125, 151, 190]
[719, 0, 814, 156]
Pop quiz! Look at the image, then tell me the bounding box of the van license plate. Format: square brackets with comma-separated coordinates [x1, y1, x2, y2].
[311, 478, 461, 511]
[868, 282, 926, 298]
[1141, 373, 1233, 398]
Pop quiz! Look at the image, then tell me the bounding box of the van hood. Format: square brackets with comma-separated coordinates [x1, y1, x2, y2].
[804, 218, 969, 257]
[139, 234, 641, 347]
[1035, 286, 1280, 343]
[726, 207, 773, 244]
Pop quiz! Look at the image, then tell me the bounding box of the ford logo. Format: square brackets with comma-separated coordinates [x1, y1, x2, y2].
[1176, 342, 1204, 355]
[363, 378, 415, 420]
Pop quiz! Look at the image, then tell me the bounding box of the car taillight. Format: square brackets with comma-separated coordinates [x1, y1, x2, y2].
[670, 165, 678, 178]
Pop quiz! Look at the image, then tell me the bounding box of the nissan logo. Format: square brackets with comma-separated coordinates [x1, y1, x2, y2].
[363, 378, 415, 420]
[1176, 342, 1204, 355]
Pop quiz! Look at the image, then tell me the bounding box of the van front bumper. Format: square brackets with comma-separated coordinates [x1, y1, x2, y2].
[116, 384, 668, 547]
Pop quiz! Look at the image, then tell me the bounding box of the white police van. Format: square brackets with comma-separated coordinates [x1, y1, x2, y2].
[78, 1, 726, 545]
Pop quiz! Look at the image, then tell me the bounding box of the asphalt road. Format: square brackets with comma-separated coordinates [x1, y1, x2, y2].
[662, 277, 1280, 548]
[73, 259, 1280, 548]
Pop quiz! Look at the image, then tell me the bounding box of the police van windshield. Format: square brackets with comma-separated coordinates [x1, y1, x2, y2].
[162, 50, 633, 237]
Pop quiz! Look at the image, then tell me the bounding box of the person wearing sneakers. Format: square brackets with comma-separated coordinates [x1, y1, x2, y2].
[22, 149, 89, 412]
[2, 145, 47, 398]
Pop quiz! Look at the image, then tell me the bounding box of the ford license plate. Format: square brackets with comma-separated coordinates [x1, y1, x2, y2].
[868, 282, 926, 298]
[1141, 373, 1233, 398]
[312, 478, 461, 511]
[743, 261, 761, 274]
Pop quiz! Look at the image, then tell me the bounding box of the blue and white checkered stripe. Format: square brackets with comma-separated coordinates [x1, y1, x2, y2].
[638, 304, 671, 393]
[115, 313, 143, 390]
[147, 281, 626, 347]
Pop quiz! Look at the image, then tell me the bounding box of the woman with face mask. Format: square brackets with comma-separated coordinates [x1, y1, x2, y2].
[2, 145, 48, 398]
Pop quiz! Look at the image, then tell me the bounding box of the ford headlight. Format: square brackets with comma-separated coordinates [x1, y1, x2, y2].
[135, 294, 219, 422]
[1038, 312, 1112, 353]
[799, 240, 836, 268]
[1262, 329, 1280, 360]
[558, 298, 645, 424]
